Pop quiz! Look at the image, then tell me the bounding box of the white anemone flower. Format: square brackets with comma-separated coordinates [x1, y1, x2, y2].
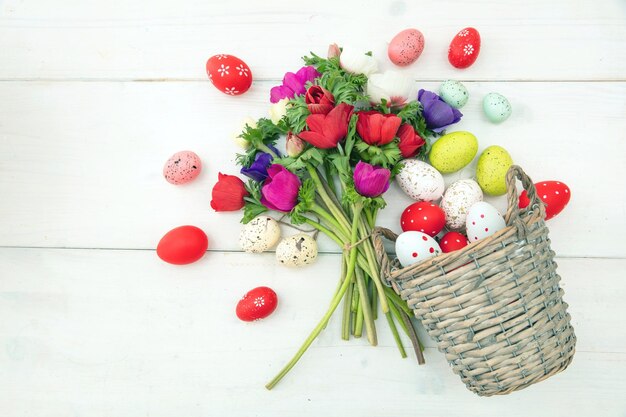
[269, 98, 290, 125]
[231, 117, 257, 149]
[366, 71, 418, 107]
[339, 48, 379, 76]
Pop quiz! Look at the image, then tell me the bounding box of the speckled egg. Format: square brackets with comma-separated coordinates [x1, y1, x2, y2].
[396, 159, 445, 202]
[439, 80, 469, 109]
[388, 29, 425, 66]
[476, 146, 514, 196]
[429, 131, 478, 173]
[483, 93, 512, 123]
[275, 233, 318, 267]
[441, 179, 483, 230]
[163, 151, 202, 185]
[239, 216, 281, 253]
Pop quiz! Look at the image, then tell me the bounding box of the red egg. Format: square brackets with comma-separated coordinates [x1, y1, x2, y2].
[236, 286, 278, 322]
[439, 231, 469, 253]
[157, 225, 208, 265]
[519, 181, 571, 220]
[206, 54, 253, 96]
[448, 27, 481, 69]
[401, 201, 446, 237]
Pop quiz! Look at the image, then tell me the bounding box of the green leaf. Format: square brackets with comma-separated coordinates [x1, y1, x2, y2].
[284, 95, 309, 133]
[242, 201, 268, 224]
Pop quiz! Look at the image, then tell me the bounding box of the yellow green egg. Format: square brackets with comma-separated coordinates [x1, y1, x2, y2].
[476, 145, 514, 196]
[429, 131, 478, 174]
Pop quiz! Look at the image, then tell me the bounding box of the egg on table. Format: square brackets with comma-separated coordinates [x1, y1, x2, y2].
[466, 201, 506, 243]
[483, 92, 512, 123]
[388, 28, 425, 66]
[400, 201, 446, 237]
[157, 225, 209, 265]
[396, 159, 445, 201]
[439, 80, 469, 109]
[236, 286, 278, 322]
[395, 231, 442, 267]
[476, 145, 514, 196]
[239, 216, 281, 253]
[206, 54, 253, 96]
[519, 180, 571, 220]
[448, 27, 481, 69]
[441, 179, 483, 230]
[429, 131, 478, 173]
[275, 233, 318, 267]
[163, 151, 202, 185]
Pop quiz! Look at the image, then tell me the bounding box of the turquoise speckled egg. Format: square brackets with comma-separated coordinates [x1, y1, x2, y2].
[439, 80, 469, 109]
[483, 93, 512, 123]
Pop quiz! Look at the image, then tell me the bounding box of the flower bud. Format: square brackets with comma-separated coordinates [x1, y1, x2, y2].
[286, 132, 305, 157]
[327, 43, 341, 59]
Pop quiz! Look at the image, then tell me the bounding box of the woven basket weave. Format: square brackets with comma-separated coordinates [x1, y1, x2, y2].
[373, 165, 576, 396]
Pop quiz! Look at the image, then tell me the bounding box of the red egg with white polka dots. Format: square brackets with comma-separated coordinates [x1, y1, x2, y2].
[439, 231, 469, 253]
[206, 54, 253, 96]
[236, 286, 278, 322]
[401, 201, 446, 237]
[448, 27, 481, 69]
[519, 181, 570, 220]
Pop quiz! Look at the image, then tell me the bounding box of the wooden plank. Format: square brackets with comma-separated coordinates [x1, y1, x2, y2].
[0, 248, 625, 416]
[0, 81, 624, 256]
[1, 0, 625, 81]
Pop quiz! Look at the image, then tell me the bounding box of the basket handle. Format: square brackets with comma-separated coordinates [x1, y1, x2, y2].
[504, 165, 545, 229]
[371, 227, 399, 285]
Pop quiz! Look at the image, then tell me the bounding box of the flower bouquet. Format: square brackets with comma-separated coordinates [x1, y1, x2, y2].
[212, 45, 465, 389]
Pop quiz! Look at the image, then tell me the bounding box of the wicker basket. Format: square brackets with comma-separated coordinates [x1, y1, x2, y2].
[373, 165, 576, 396]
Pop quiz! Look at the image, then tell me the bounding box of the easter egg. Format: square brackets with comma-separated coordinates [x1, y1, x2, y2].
[448, 27, 481, 69]
[236, 286, 278, 322]
[388, 29, 425, 66]
[476, 146, 514, 196]
[395, 231, 442, 268]
[441, 179, 483, 230]
[439, 231, 469, 253]
[439, 80, 469, 109]
[400, 202, 446, 237]
[206, 54, 253, 96]
[239, 216, 281, 253]
[429, 131, 478, 173]
[396, 159, 445, 201]
[466, 202, 506, 243]
[157, 225, 208, 265]
[519, 181, 571, 220]
[163, 151, 202, 185]
[275, 233, 318, 267]
[483, 93, 512, 123]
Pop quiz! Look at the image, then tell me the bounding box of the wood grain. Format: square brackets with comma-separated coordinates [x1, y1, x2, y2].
[0, 248, 625, 416]
[1, 0, 625, 81]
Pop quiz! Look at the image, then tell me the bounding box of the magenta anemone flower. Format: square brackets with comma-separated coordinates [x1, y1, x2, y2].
[353, 161, 391, 198]
[260, 165, 301, 212]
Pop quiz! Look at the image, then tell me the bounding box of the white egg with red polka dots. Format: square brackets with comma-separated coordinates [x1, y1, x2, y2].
[395, 231, 442, 268]
[465, 201, 506, 243]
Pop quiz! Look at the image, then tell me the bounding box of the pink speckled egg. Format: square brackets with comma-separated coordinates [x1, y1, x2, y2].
[388, 29, 425, 66]
[163, 151, 202, 185]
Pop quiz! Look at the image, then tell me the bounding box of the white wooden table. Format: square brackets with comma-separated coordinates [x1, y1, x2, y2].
[1, 1, 625, 415]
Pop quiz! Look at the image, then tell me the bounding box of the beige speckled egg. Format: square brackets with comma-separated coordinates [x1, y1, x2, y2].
[441, 179, 483, 230]
[163, 151, 202, 185]
[396, 159, 445, 201]
[275, 233, 318, 267]
[239, 216, 281, 253]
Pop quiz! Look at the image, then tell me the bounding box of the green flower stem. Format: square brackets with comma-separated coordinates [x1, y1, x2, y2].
[350, 278, 360, 313]
[306, 164, 351, 232]
[388, 298, 409, 335]
[370, 280, 378, 321]
[265, 202, 363, 390]
[258, 143, 278, 158]
[341, 279, 353, 341]
[355, 266, 377, 346]
[353, 296, 363, 338]
[384, 285, 413, 316]
[303, 218, 344, 247]
[310, 204, 350, 241]
[356, 219, 389, 314]
[324, 161, 338, 198]
[385, 309, 407, 358]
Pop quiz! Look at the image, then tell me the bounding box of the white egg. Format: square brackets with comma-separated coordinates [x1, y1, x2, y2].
[395, 231, 442, 268]
[275, 233, 318, 267]
[239, 215, 281, 253]
[441, 179, 483, 230]
[396, 159, 445, 201]
[465, 202, 506, 243]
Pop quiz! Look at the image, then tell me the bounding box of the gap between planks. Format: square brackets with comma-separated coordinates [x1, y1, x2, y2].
[0, 78, 625, 83]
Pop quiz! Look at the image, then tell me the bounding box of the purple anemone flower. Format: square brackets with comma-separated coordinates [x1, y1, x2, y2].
[270, 66, 321, 103]
[261, 165, 301, 212]
[418, 89, 463, 133]
[353, 161, 391, 198]
[240, 146, 281, 182]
